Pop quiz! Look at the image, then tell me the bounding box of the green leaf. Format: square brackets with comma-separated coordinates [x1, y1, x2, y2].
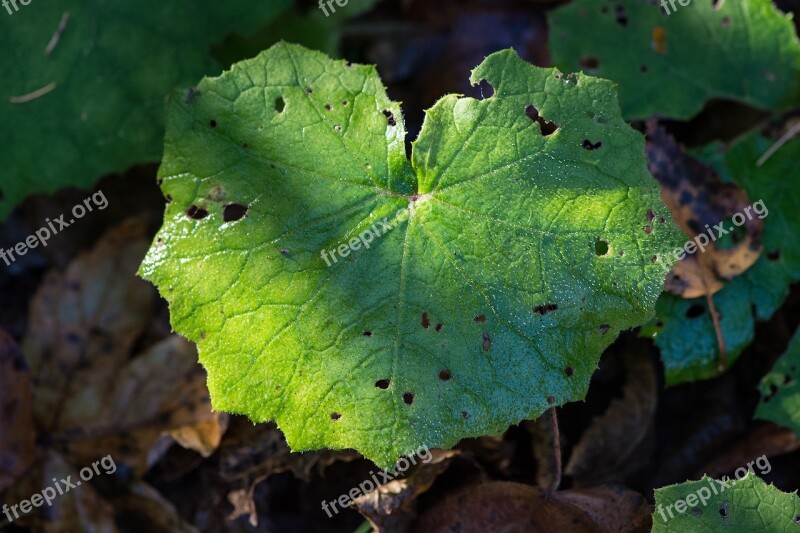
[548, 0, 800, 120]
[140, 43, 683, 467]
[652, 473, 800, 532]
[644, 134, 800, 385]
[0, 0, 292, 220]
[211, 0, 383, 66]
[756, 329, 800, 436]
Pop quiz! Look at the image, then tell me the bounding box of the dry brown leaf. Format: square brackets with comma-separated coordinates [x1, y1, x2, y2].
[169, 413, 230, 458]
[22, 217, 155, 432]
[352, 449, 458, 532]
[5, 450, 116, 532]
[414, 481, 651, 533]
[0, 330, 35, 492]
[646, 121, 764, 298]
[565, 354, 657, 487]
[64, 335, 222, 475]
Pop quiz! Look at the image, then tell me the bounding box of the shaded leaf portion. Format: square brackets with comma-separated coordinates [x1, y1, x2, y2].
[644, 133, 800, 385]
[652, 473, 800, 532]
[756, 330, 800, 436]
[140, 43, 682, 467]
[548, 0, 800, 120]
[0, 0, 292, 220]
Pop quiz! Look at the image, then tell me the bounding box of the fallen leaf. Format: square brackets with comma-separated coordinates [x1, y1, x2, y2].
[352, 450, 457, 532]
[413, 481, 651, 532]
[566, 353, 657, 487]
[0, 330, 35, 492]
[646, 121, 764, 298]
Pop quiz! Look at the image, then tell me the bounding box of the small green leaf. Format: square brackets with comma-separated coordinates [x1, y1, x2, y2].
[548, 0, 800, 120]
[140, 43, 682, 467]
[756, 329, 800, 436]
[652, 473, 800, 532]
[0, 0, 292, 220]
[645, 134, 800, 385]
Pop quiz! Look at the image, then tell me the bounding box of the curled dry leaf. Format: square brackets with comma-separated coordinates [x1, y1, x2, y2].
[0, 330, 35, 492]
[352, 449, 458, 532]
[646, 121, 763, 298]
[414, 481, 651, 532]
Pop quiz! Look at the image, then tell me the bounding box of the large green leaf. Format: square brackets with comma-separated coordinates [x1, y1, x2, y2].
[140, 43, 683, 467]
[0, 0, 292, 220]
[756, 329, 800, 436]
[548, 0, 800, 120]
[644, 134, 800, 385]
[652, 473, 800, 532]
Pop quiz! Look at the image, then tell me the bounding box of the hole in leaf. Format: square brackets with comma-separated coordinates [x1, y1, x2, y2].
[640, 65, 648, 73]
[334, 125, 342, 132]
[324, 103, 332, 111]
[421, 312, 430, 329]
[342, 100, 349, 106]
[651, 256, 658, 263]
[691, 508, 702, 516]
[476, 79, 494, 99]
[533, 304, 558, 316]
[615, 4, 628, 26]
[646, 209, 655, 221]
[305, 87, 313, 94]
[209, 119, 217, 128]
[712, 0, 725, 9]
[686, 304, 705, 318]
[186, 205, 209, 220]
[599, 324, 610, 334]
[403, 392, 415, 405]
[768, 250, 781, 261]
[363, 331, 372, 337]
[565, 366, 574, 377]
[482, 332, 491, 351]
[721, 16, 730, 26]
[223, 203, 248, 222]
[280, 248, 290, 256]
[330, 412, 341, 421]
[383, 109, 397, 127]
[435, 323, 442, 332]
[524, 105, 559, 136]
[579, 56, 600, 72]
[595, 239, 609, 256]
[475, 314, 486, 323]
[275, 97, 285, 112]
[461, 411, 469, 418]
[547, 395, 555, 404]
[582, 139, 602, 150]
[375, 379, 390, 389]
[719, 502, 728, 518]
[439, 370, 452, 381]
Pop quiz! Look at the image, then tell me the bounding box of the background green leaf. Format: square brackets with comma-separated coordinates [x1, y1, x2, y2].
[652, 473, 800, 532]
[644, 134, 800, 385]
[140, 43, 682, 467]
[548, 0, 800, 120]
[0, 0, 292, 220]
[756, 329, 800, 436]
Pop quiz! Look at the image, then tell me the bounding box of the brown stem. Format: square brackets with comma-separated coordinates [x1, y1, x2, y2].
[549, 407, 562, 493]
